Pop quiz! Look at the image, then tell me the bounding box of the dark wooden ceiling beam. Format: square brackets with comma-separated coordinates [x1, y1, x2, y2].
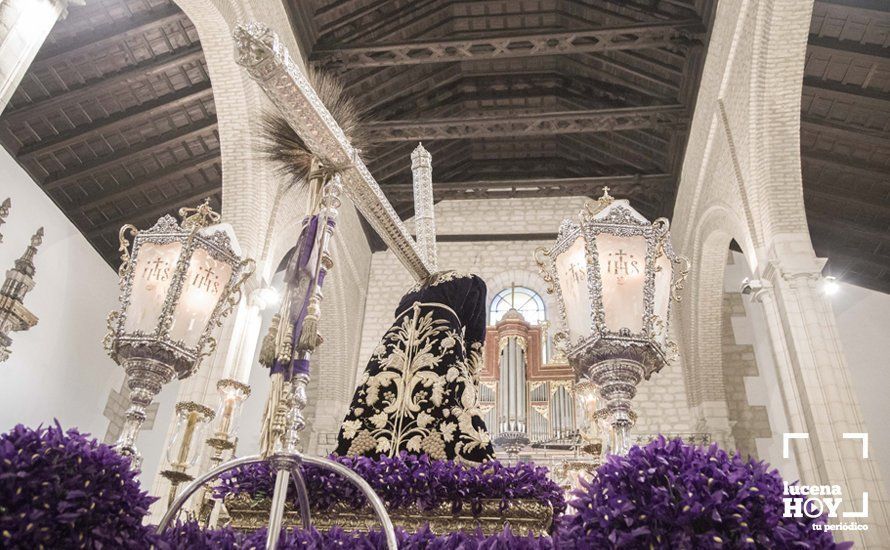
[33, 5, 189, 67]
[75, 151, 220, 212]
[802, 77, 890, 112]
[807, 215, 890, 250]
[313, 21, 702, 69]
[86, 183, 222, 239]
[365, 105, 686, 141]
[3, 44, 204, 123]
[42, 115, 218, 192]
[581, 52, 681, 95]
[16, 81, 214, 160]
[814, 0, 890, 19]
[382, 173, 672, 200]
[802, 115, 890, 150]
[802, 151, 890, 183]
[804, 185, 890, 220]
[807, 36, 890, 73]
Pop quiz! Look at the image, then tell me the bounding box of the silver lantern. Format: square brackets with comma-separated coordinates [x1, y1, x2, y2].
[105, 200, 254, 465]
[536, 188, 688, 455]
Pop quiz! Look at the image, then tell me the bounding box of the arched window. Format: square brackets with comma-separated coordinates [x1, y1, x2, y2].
[489, 286, 546, 325]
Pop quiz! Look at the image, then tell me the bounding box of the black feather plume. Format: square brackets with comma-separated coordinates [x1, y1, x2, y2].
[259, 67, 369, 187]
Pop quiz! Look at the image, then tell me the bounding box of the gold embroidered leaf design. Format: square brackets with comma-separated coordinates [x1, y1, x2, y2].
[369, 412, 388, 429]
[417, 411, 434, 429]
[341, 419, 361, 440]
[441, 421, 457, 443]
[366, 371, 399, 407]
[375, 437, 392, 453]
[406, 435, 423, 452]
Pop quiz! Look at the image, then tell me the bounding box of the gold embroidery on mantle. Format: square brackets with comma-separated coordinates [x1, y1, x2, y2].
[342, 302, 491, 462]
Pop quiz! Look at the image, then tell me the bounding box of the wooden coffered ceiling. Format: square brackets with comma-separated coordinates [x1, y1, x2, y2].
[290, 0, 715, 227]
[2, 0, 887, 295]
[802, 0, 890, 293]
[0, 0, 219, 267]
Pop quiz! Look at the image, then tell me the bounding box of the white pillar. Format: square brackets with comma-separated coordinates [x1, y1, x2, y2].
[0, 0, 80, 112]
[411, 143, 437, 271]
[752, 235, 890, 545]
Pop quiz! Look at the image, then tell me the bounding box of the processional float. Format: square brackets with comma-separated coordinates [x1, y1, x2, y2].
[153, 23, 441, 550]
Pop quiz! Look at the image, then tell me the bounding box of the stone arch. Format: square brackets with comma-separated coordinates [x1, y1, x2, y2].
[747, 0, 815, 243]
[681, 203, 751, 409]
[169, 0, 309, 274]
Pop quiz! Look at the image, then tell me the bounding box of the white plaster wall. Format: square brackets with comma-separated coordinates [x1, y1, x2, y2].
[723, 251, 890, 487]
[830, 283, 890, 488]
[0, 149, 175, 484]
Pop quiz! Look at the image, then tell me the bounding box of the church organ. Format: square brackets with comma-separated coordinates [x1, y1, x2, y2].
[479, 308, 579, 452]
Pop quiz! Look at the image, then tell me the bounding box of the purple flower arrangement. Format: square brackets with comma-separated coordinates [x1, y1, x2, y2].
[215, 451, 566, 519]
[557, 436, 850, 549]
[0, 423, 850, 549]
[0, 422, 158, 548]
[157, 521, 556, 549]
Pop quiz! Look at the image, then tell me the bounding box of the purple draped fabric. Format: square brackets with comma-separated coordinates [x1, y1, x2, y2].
[270, 215, 336, 380]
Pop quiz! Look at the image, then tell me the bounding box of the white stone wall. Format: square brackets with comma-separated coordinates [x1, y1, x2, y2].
[358, 196, 699, 438]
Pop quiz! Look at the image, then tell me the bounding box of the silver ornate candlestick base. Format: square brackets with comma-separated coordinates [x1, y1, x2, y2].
[586, 359, 644, 456]
[116, 359, 176, 465]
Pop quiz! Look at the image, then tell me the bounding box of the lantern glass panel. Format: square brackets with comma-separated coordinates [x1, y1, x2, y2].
[596, 232, 647, 334]
[554, 236, 592, 341]
[124, 241, 182, 334]
[653, 249, 673, 346]
[166, 409, 209, 467]
[169, 247, 233, 347]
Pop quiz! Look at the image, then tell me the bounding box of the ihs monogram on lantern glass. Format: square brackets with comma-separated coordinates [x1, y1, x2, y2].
[105, 201, 254, 464]
[536, 188, 689, 455]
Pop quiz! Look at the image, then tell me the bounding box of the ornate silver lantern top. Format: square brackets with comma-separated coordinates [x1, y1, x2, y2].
[105, 200, 254, 380]
[535, 188, 689, 379]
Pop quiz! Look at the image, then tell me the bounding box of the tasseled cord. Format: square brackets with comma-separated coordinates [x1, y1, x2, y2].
[259, 371, 285, 456]
[258, 314, 284, 457]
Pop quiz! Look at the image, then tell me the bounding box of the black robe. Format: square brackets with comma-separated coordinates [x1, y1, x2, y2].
[334, 271, 495, 463]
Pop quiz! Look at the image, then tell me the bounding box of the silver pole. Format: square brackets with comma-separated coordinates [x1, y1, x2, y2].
[265, 469, 291, 548]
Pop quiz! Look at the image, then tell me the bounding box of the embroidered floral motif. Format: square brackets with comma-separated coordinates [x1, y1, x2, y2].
[336, 273, 494, 463]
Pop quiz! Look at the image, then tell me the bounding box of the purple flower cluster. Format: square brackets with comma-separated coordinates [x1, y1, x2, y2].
[557, 437, 851, 549]
[157, 521, 556, 549]
[0, 422, 158, 548]
[215, 451, 566, 518]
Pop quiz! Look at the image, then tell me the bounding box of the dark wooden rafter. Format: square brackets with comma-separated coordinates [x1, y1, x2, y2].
[312, 21, 703, 68]
[0, 0, 221, 270]
[802, 77, 890, 111]
[808, 213, 890, 250]
[807, 35, 890, 73]
[802, 152, 890, 183]
[365, 105, 687, 141]
[382, 173, 673, 200]
[86, 185, 222, 239]
[802, 116, 890, 150]
[42, 115, 218, 191]
[3, 44, 205, 123]
[75, 151, 220, 212]
[32, 4, 189, 67]
[16, 81, 214, 160]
